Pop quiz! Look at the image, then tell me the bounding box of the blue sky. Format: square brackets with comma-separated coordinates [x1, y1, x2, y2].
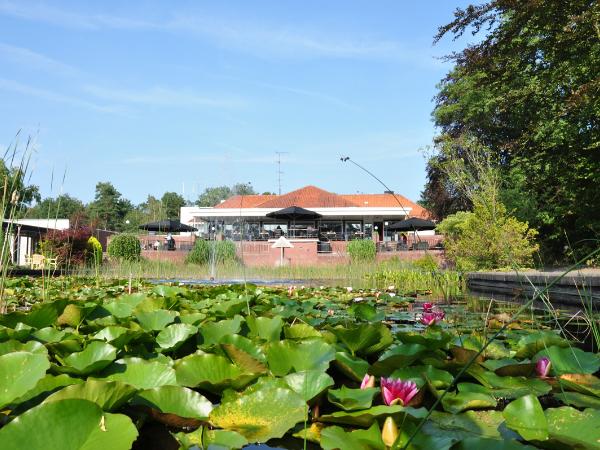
[0, 1, 474, 204]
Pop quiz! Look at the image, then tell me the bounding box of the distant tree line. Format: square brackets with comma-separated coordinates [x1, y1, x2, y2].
[22, 181, 262, 232]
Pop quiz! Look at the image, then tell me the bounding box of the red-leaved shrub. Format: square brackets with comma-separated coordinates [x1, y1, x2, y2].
[40, 227, 93, 267]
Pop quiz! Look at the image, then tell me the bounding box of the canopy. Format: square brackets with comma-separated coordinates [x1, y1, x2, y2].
[139, 219, 197, 233]
[265, 206, 322, 221]
[387, 217, 436, 231]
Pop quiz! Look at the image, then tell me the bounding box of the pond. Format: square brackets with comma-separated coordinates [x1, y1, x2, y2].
[0, 277, 598, 449]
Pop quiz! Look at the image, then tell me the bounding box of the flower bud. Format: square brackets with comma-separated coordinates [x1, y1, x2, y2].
[382, 416, 399, 447]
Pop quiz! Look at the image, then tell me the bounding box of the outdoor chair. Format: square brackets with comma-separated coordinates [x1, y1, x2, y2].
[30, 254, 45, 269]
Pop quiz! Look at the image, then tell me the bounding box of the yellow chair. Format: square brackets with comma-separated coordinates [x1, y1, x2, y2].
[30, 254, 45, 269]
[44, 257, 58, 270]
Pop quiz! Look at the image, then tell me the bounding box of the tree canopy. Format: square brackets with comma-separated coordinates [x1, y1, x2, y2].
[423, 0, 600, 261]
[87, 182, 133, 231]
[195, 183, 256, 207]
[26, 194, 85, 220]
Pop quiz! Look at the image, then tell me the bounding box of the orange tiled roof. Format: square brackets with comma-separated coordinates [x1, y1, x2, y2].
[214, 194, 276, 209]
[212, 185, 430, 218]
[341, 194, 430, 219]
[257, 186, 357, 208]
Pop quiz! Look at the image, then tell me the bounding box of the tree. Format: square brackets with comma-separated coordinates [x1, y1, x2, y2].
[161, 192, 186, 219]
[26, 194, 85, 220]
[87, 182, 133, 231]
[0, 159, 40, 217]
[425, 0, 600, 261]
[195, 183, 256, 207]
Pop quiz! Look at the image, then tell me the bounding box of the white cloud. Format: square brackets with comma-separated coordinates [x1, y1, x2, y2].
[0, 42, 80, 76]
[0, 78, 123, 113]
[83, 84, 247, 109]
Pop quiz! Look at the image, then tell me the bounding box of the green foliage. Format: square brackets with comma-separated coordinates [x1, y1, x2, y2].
[40, 228, 93, 267]
[87, 182, 133, 232]
[425, 0, 600, 261]
[86, 237, 102, 266]
[185, 240, 237, 265]
[27, 194, 85, 221]
[411, 254, 440, 272]
[347, 240, 376, 262]
[195, 183, 256, 207]
[160, 192, 186, 219]
[107, 234, 141, 261]
[438, 203, 538, 271]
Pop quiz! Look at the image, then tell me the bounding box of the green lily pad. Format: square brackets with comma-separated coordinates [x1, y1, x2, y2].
[44, 380, 137, 411]
[220, 334, 267, 374]
[327, 386, 379, 411]
[0, 398, 138, 450]
[200, 316, 244, 346]
[284, 323, 322, 340]
[442, 391, 498, 414]
[92, 326, 140, 348]
[330, 323, 393, 356]
[175, 353, 256, 392]
[246, 315, 283, 342]
[62, 341, 117, 375]
[283, 370, 334, 402]
[156, 323, 198, 350]
[503, 394, 548, 441]
[321, 423, 385, 450]
[535, 346, 600, 375]
[132, 385, 213, 420]
[202, 429, 248, 449]
[135, 309, 178, 331]
[266, 339, 335, 376]
[391, 365, 454, 389]
[209, 386, 306, 442]
[319, 404, 428, 427]
[333, 351, 369, 381]
[453, 437, 534, 449]
[0, 339, 48, 356]
[514, 331, 569, 359]
[554, 391, 600, 409]
[545, 407, 600, 449]
[11, 373, 83, 406]
[0, 351, 50, 408]
[369, 343, 427, 376]
[100, 357, 177, 389]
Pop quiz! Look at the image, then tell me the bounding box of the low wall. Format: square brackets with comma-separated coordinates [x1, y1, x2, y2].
[467, 270, 600, 305]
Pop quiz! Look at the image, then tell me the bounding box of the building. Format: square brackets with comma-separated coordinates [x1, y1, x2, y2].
[181, 185, 431, 243]
[3, 218, 69, 266]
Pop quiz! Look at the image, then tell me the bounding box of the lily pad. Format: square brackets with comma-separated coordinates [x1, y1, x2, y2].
[156, 323, 198, 350]
[319, 404, 428, 427]
[175, 352, 256, 392]
[283, 370, 334, 402]
[327, 386, 379, 411]
[209, 386, 306, 442]
[330, 323, 393, 356]
[132, 385, 213, 421]
[321, 422, 385, 450]
[284, 323, 322, 340]
[135, 309, 178, 331]
[266, 339, 335, 376]
[545, 407, 600, 449]
[246, 315, 283, 342]
[333, 351, 369, 381]
[200, 316, 243, 346]
[44, 379, 137, 411]
[202, 429, 248, 448]
[220, 335, 268, 374]
[62, 341, 117, 375]
[100, 357, 177, 389]
[441, 391, 498, 414]
[369, 343, 427, 376]
[503, 394, 548, 441]
[0, 398, 138, 450]
[0, 351, 50, 408]
[535, 346, 600, 375]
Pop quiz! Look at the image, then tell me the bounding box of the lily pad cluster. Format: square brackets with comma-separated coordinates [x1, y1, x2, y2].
[0, 279, 598, 449]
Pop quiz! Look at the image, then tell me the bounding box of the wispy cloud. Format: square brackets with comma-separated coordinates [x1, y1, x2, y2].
[0, 78, 123, 113]
[83, 84, 247, 109]
[0, 42, 81, 76]
[0, 2, 428, 62]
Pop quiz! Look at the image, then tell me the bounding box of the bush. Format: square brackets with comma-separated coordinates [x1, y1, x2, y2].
[412, 254, 440, 272]
[107, 234, 141, 261]
[40, 228, 92, 267]
[186, 240, 237, 265]
[87, 236, 103, 266]
[347, 239, 376, 263]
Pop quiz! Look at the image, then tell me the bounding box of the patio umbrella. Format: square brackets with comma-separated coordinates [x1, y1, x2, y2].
[387, 217, 436, 231]
[265, 206, 322, 220]
[139, 219, 197, 233]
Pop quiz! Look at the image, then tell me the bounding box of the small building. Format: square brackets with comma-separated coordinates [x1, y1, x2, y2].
[2, 219, 69, 266]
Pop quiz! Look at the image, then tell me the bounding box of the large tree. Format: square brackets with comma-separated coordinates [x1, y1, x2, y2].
[87, 182, 133, 231]
[26, 194, 85, 220]
[423, 0, 600, 261]
[161, 192, 186, 219]
[0, 159, 40, 217]
[195, 183, 256, 207]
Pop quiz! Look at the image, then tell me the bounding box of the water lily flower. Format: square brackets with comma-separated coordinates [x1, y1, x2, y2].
[360, 374, 375, 389]
[353, 297, 364, 302]
[422, 302, 434, 312]
[387, 285, 395, 291]
[327, 309, 335, 316]
[381, 377, 419, 406]
[381, 416, 399, 447]
[346, 286, 353, 292]
[420, 310, 445, 326]
[536, 357, 551, 378]
[287, 286, 296, 296]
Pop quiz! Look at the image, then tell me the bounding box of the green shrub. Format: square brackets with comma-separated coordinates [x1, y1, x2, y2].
[186, 240, 237, 265]
[347, 239, 376, 262]
[87, 236, 103, 266]
[107, 234, 141, 261]
[412, 254, 439, 272]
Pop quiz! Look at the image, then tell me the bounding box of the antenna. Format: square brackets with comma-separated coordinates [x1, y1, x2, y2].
[275, 152, 288, 195]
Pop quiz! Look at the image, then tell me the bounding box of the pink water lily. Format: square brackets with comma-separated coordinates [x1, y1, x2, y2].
[360, 374, 375, 389]
[420, 310, 445, 326]
[422, 302, 434, 312]
[381, 377, 419, 406]
[536, 357, 551, 378]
